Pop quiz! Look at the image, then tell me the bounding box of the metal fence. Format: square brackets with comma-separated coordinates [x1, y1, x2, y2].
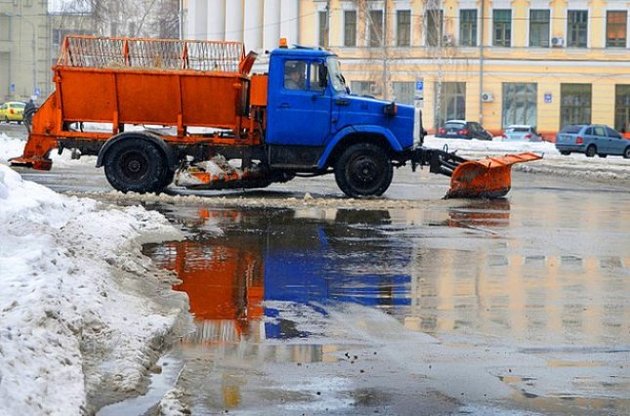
[58, 36, 245, 72]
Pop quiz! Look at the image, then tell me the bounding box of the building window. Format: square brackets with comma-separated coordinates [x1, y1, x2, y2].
[393, 82, 415, 104]
[615, 85, 630, 133]
[560, 84, 592, 129]
[53, 29, 91, 46]
[397, 10, 411, 47]
[460, 9, 477, 47]
[351, 81, 375, 97]
[319, 11, 328, 47]
[426, 9, 443, 47]
[529, 10, 550, 47]
[0, 15, 10, 40]
[502, 83, 537, 128]
[369, 10, 384, 47]
[493, 10, 511, 47]
[344, 11, 357, 47]
[606, 11, 627, 47]
[567, 10, 588, 48]
[434, 82, 466, 129]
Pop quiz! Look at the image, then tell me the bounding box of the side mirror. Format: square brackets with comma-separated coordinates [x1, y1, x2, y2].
[318, 65, 328, 89]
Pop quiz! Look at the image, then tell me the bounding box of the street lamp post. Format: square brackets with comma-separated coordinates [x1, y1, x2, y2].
[21, 17, 37, 99]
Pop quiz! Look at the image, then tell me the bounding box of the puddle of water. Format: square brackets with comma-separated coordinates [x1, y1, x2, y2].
[142, 200, 629, 347]
[137, 198, 629, 415]
[96, 352, 184, 416]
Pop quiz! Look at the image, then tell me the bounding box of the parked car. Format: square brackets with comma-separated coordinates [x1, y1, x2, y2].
[436, 120, 492, 140]
[0, 101, 26, 123]
[556, 124, 630, 158]
[502, 125, 542, 142]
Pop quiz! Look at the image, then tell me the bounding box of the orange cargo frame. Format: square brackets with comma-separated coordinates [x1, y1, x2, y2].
[13, 36, 266, 170]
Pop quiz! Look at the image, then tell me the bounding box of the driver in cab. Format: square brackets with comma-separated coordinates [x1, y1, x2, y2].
[285, 64, 305, 90]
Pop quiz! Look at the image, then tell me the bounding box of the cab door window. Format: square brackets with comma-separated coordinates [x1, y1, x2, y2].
[309, 62, 326, 92]
[284, 60, 326, 92]
[284, 61, 306, 90]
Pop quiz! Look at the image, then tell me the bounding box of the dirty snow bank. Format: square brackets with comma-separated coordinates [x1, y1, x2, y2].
[0, 164, 188, 415]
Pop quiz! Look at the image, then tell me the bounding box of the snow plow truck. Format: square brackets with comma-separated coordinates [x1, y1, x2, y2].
[11, 36, 540, 198]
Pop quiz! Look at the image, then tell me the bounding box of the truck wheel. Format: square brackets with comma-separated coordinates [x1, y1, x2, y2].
[103, 138, 168, 193]
[334, 143, 393, 198]
[161, 168, 175, 188]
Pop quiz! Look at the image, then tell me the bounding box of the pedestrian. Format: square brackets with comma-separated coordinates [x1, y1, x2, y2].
[24, 99, 36, 133]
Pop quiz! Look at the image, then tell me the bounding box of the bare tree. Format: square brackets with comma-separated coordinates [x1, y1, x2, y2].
[52, 0, 180, 39]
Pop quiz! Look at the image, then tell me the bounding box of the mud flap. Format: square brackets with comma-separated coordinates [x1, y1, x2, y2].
[446, 152, 542, 199]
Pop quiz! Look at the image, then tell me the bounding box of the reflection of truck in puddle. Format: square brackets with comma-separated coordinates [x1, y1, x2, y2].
[144, 208, 411, 341]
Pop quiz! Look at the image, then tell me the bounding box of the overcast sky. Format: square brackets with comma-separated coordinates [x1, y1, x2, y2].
[48, 0, 91, 14]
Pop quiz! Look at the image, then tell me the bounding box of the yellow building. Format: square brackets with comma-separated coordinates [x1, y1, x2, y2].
[298, 0, 630, 137]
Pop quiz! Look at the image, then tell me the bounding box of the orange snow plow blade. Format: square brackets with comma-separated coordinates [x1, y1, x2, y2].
[446, 152, 542, 199]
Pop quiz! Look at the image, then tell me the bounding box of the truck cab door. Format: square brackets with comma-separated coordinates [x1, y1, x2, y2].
[266, 59, 332, 147]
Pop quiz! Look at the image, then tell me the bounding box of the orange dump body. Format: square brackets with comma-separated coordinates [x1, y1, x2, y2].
[11, 36, 266, 170]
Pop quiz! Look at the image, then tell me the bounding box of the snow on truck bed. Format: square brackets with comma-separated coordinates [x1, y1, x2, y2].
[0, 163, 188, 415]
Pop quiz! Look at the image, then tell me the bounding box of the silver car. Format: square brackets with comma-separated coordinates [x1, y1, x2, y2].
[502, 125, 542, 142]
[556, 124, 630, 158]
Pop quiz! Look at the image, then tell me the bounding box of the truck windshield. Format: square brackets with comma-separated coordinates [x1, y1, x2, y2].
[327, 57, 347, 93]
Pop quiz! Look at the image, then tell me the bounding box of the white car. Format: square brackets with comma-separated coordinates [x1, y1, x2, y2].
[502, 125, 542, 142]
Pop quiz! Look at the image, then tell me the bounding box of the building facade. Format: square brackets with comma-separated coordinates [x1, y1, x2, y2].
[186, 0, 630, 136]
[1, 0, 52, 101]
[301, 0, 630, 136]
[186, 0, 300, 51]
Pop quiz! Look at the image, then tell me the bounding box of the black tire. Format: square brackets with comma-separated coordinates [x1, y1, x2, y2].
[624, 147, 630, 159]
[560, 151, 571, 156]
[161, 168, 175, 188]
[103, 138, 168, 193]
[4, 116, 8, 123]
[585, 145, 596, 157]
[334, 143, 393, 198]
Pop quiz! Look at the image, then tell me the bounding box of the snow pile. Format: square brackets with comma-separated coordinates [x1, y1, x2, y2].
[0, 133, 23, 164]
[158, 388, 189, 416]
[425, 136, 557, 156]
[0, 164, 187, 415]
[0, 132, 96, 167]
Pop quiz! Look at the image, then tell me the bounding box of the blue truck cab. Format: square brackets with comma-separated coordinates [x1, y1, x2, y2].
[264, 47, 418, 198]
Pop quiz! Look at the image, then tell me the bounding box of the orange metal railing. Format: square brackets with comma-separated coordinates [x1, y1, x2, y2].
[58, 35, 246, 73]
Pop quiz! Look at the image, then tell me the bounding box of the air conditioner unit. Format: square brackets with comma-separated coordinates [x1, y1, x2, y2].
[442, 34, 455, 47]
[481, 92, 494, 102]
[551, 37, 564, 47]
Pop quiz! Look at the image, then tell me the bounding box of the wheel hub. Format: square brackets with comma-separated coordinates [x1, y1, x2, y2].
[128, 159, 141, 173]
[353, 158, 377, 183]
[120, 152, 148, 179]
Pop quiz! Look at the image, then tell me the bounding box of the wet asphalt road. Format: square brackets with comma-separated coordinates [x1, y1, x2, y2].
[5, 124, 630, 415]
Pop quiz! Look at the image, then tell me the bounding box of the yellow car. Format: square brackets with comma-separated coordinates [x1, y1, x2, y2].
[0, 101, 26, 123]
